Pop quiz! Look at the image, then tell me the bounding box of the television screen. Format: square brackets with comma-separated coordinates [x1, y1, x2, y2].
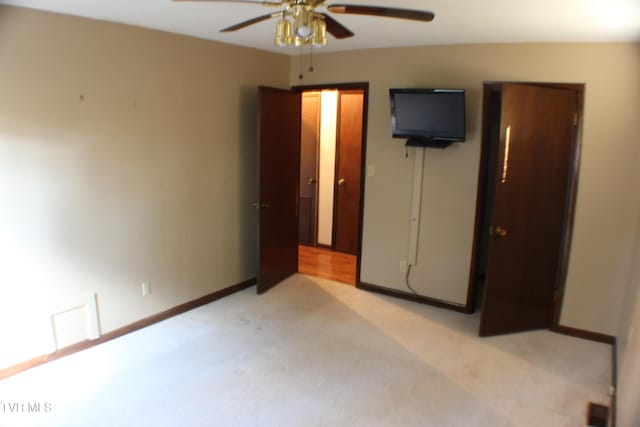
[390, 89, 466, 143]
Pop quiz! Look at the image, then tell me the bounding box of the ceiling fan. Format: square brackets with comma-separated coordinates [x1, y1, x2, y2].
[173, 0, 435, 48]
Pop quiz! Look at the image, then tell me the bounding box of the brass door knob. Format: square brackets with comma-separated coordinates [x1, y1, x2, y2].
[338, 178, 346, 186]
[307, 178, 317, 184]
[494, 226, 508, 237]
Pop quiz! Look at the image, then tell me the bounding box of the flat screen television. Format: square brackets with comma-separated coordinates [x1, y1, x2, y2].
[389, 88, 466, 148]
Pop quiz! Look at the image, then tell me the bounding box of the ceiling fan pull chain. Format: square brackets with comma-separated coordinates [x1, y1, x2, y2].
[298, 44, 304, 79]
[308, 44, 314, 73]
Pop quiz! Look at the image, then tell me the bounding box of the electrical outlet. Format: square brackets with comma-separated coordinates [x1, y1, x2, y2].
[400, 260, 407, 273]
[141, 282, 151, 297]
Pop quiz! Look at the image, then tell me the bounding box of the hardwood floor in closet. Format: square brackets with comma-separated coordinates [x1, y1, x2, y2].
[298, 245, 356, 285]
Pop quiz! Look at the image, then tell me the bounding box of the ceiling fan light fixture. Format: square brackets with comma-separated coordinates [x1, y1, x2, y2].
[274, 17, 292, 47]
[293, 6, 314, 38]
[312, 18, 327, 47]
[293, 35, 305, 47]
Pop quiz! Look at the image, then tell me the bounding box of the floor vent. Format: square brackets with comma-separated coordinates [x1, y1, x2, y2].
[587, 402, 609, 427]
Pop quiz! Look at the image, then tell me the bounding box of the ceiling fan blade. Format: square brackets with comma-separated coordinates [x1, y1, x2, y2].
[319, 13, 354, 39]
[173, 0, 283, 6]
[221, 13, 279, 32]
[326, 4, 435, 22]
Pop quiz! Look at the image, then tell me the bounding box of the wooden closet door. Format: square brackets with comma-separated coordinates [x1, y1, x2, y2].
[299, 92, 320, 246]
[333, 91, 364, 255]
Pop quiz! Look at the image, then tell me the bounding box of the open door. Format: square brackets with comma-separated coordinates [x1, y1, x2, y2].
[479, 83, 578, 336]
[257, 86, 301, 294]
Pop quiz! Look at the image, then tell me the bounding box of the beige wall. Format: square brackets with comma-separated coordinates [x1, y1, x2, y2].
[290, 43, 640, 335]
[617, 211, 640, 427]
[0, 6, 289, 368]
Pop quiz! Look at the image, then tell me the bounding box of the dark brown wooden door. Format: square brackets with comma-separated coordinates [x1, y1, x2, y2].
[333, 91, 364, 255]
[257, 86, 301, 294]
[299, 92, 320, 246]
[479, 83, 577, 336]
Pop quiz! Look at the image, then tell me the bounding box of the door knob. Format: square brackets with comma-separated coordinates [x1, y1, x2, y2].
[494, 226, 508, 237]
[307, 178, 317, 184]
[338, 178, 346, 186]
[252, 202, 269, 209]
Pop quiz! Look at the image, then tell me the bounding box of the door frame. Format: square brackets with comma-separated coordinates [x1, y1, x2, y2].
[292, 82, 369, 286]
[465, 81, 585, 332]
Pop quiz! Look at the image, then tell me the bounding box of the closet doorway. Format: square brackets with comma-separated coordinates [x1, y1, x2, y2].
[296, 84, 368, 286]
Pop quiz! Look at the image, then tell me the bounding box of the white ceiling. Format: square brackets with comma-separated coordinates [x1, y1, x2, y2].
[0, 0, 639, 54]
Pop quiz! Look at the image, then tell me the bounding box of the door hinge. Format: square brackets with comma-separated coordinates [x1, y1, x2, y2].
[573, 112, 578, 126]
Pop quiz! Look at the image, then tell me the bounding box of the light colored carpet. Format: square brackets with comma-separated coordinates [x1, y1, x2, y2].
[0, 274, 611, 427]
